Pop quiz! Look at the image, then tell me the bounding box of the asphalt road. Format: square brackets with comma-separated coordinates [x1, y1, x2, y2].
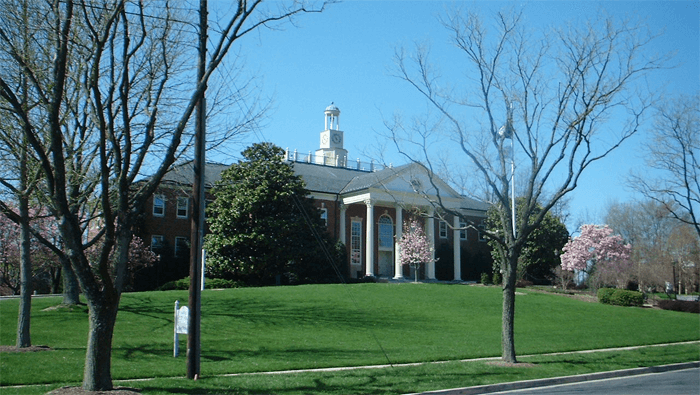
[488, 367, 700, 395]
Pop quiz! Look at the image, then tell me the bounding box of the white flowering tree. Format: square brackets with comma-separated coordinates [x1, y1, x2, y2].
[398, 219, 436, 282]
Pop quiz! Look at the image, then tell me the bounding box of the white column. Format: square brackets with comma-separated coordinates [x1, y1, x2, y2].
[426, 207, 436, 280]
[339, 204, 347, 245]
[365, 199, 375, 277]
[394, 205, 404, 280]
[453, 215, 462, 281]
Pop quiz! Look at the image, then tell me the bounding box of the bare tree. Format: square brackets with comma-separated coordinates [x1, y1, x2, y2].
[0, 0, 56, 349]
[0, 0, 330, 391]
[386, 8, 666, 363]
[605, 200, 678, 292]
[630, 94, 699, 238]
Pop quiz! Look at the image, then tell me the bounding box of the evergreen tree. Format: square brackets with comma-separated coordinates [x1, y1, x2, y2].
[487, 198, 569, 284]
[204, 143, 341, 285]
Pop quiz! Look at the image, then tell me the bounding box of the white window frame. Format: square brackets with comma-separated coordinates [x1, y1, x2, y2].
[174, 236, 189, 257]
[151, 235, 164, 251]
[478, 220, 487, 242]
[320, 208, 328, 227]
[153, 195, 165, 217]
[177, 197, 189, 219]
[351, 219, 362, 266]
[460, 220, 467, 241]
[378, 215, 394, 250]
[439, 220, 448, 239]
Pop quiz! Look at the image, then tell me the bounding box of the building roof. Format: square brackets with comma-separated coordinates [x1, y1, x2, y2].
[289, 161, 368, 194]
[152, 158, 488, 213]
[160, 161, 229, 188]
[290, 161, 489, 212]
[339, 163, 413, 194]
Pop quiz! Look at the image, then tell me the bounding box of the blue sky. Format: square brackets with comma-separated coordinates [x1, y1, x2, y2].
[208, 0, 699, 231]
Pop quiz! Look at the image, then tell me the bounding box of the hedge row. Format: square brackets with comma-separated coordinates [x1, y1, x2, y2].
[158, 277, 243, 291]
[597, 288, 644, 307]
[657, 299, 700, 314]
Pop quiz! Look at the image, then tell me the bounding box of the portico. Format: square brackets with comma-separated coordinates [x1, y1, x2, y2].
[288, 103, 492, 281]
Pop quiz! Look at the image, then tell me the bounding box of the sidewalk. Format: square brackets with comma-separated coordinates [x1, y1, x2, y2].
[4, 341, 699, 394]
[123, 341, 700, 394]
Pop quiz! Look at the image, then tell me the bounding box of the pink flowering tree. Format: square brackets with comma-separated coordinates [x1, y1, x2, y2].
[560, 224, 633, 289]
[398, 219, 436, 282]
[0, 207, 62, 294]
[0, 213, 21, 294]
[85, 236, 159, 292]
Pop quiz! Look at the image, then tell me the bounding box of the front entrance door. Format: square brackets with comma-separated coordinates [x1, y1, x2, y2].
[378, 251, 393, 277]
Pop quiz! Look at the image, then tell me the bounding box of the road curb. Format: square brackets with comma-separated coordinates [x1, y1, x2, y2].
[410, 361, 700, 394]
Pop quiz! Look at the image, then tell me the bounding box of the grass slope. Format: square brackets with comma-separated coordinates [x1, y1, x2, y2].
[1, 283, 698, 388]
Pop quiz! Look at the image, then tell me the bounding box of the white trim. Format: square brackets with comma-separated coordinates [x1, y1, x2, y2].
[174, 236, 189, 257]
[153, 194, 165, 217]
[394, 205, 404, 280]
[439, 220, 448, 239]
[365, 199, 375, 277]
[176, 197, 189, 219]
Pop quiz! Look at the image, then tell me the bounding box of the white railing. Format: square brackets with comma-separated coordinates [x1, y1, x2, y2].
[284, 148, 390, 172]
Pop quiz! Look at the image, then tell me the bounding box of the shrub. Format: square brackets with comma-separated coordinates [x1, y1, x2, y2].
[348, 276, 378, 284]
[658, 300, 700, 314]
[597, 288, 616, 304]
[610, 289, 644, 307]
[157, 278, 189, 291]
[492, 271, 502, 285]
[516, 279, 533, 288]
[480, 272, 491, 285]
[598, 288, 643, 307]
[158, 277, 242, 291]
[205, 278, 243, 289]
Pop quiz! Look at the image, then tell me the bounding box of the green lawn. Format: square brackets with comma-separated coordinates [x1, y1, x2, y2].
[1, 283, 698, 393]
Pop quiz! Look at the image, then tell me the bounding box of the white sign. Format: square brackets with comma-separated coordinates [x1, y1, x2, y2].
[174, 300, 189, 357]
[176, 306, 189, 334]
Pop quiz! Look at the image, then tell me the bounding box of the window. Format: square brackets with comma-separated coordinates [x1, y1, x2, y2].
[351, 220, 362, 265]
[175, 236, 189, 257]
[151, 235, 164, 251]
[177, 197, 189, 219]
[378, 215, 393, 250]
[153, 195, 165, 217]
[460, 220, 467, 240]
[410, 178, 422, 192]
[478, 220, 487, 242]
[439, 220, 448, 239]
[320, 208, 328, 227]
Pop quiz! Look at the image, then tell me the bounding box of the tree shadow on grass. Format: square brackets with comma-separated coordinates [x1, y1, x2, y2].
[202, 296, 431, 332]
[131, 361, 528, 395]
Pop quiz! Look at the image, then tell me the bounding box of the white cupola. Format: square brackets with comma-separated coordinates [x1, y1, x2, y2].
[316, 102, 348, 167]
[325, 102, 340, 130]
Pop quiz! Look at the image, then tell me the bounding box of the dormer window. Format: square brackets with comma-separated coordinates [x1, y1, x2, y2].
[410, 179, 422, 192]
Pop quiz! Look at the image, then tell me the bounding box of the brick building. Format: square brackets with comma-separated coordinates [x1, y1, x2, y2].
[138, 104, 492, 282]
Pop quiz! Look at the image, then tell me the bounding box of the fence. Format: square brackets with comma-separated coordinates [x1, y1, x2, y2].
[284, 148, 389, 172]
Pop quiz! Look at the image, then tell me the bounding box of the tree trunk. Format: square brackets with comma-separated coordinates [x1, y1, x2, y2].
[61, 257, 81, 305]
[82, 294, 119, 391]
[16, 194, 31, 348]
[49, 266, 61, 294]
[501, 252, 518, 363]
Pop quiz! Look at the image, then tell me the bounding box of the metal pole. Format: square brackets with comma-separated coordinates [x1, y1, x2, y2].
[511, 137, 516, 240]
[187, 0, 207, 380]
